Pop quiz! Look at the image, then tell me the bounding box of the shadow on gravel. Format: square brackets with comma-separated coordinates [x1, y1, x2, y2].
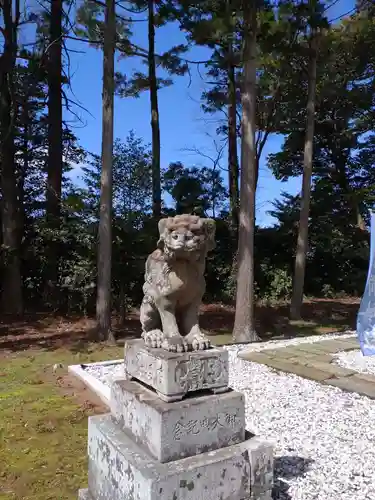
[272, 455, 314, 499]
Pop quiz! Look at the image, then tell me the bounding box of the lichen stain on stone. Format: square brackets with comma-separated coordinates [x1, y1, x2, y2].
[115, 455, 123, 474]
[234, 459, 243, 469]
[110, 471, 119, 490]
[179, 479, 195, 491]
[199, 444, 211, 454]
[240, 469, 250, 494]
[125, 464, 134, 481]
[98, 438, 111, 465]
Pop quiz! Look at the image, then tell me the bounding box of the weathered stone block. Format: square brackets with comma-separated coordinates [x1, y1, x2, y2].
[248, 438, 274, 499]
[259, 357, 334, 381]
[326, 375, 375, 398]
[304, 360, 354, 377]
[110, 379, 245, 463]
[86, 414, 273, 500]
[238, 352, 277, 364]
[290, 344, 329, 355]
[252, 490, 273, 500]
[318, 339, 358, 352]
[350, 372, 375, 384]
[124, 339, 228, 402]
[262, 349, 298, 359]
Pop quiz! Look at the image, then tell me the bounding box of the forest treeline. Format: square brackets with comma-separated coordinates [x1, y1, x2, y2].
[0, 0, 374, 341]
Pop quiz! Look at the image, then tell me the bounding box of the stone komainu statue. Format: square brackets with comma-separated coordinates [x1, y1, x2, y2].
[140, 214, 216, 352]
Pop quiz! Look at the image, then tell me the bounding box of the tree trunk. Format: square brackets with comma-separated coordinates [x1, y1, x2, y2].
[119, 283, 126, 326]
[290, 32, 318, 320]
[148, 0, 161, 219]
[18, 96, 28, 244]
[355, 205, 367, 232]
[335, 160, 368, 233]
[45, 0, 63, 303]
[96, 0, 116, 343]
[232, 0, 259, 343]
[0, 0, 23, 315]
[228, 60, 239, 231]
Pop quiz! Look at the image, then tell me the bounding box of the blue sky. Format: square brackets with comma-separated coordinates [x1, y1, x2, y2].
[57, 0, 355, 226]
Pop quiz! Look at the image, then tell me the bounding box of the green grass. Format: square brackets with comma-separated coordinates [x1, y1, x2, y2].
[0, 344, 122, 500]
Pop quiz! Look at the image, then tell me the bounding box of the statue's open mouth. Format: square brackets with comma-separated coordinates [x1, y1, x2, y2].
[175, 245, 196, 253]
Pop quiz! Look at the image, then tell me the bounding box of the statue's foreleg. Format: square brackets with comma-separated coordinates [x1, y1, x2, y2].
[156, 298, 188, 353]
[140, 297, 163, 348]
[182, 300, 211, 351]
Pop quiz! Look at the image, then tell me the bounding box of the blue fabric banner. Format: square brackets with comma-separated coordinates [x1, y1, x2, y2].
[357, 211, 375, 356]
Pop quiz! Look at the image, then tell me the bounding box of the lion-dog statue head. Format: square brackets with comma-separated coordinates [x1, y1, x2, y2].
[156, 214, 216, 260]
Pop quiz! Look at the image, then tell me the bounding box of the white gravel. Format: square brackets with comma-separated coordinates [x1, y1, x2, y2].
[226, 345, 375, 500]
[83, 331, 375, 500]
[333, 349, 375, 375]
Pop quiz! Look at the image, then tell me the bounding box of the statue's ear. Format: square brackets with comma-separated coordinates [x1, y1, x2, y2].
[157, 218, 169, 249]
[203, 218, 216, 251]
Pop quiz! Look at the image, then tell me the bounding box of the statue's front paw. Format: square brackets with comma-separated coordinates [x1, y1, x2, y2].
[161, 335, 188, 353]
[186, 332, 211, 351]
[142, 329, 163, 348]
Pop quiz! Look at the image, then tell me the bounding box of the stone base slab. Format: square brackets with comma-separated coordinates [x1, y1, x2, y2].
[124, 339, 229, 401]
[78, 489, 91, 499]
[253, 491, 273, 500]
[79, 487, 273, 500]
[110, 379, 246, 463]
[68, 360, 123, 407]
[86, 414, 273, 500]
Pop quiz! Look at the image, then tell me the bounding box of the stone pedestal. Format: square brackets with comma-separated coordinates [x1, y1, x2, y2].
[78, 341, 274, 500]
[124, 340, 229, 402]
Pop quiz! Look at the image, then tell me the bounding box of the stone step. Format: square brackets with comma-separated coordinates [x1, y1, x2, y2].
[110, 379, 245, 463]
[86, 414, 273, 500]
[124, 339, 229, 402]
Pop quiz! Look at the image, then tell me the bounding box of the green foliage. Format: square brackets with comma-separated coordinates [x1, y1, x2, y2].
[1, 1, 375, 319]
[163, 161, 227, 216]
[75, 0, 133, 47]
[259, 265, 293, 303]
[112, 0, 189, 98]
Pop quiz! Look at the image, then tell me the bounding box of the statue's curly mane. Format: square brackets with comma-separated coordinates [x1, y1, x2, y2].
[156, 214, 214, 257]
[164, 214, 203, 232]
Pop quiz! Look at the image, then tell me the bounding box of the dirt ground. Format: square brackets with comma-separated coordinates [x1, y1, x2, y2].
[0, 297, 360, 353]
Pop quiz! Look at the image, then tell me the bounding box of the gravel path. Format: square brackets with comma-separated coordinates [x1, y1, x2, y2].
[226, 345, 374, 500]
[84, 332, 375, 500]
[234, 330, 356, 351]
[334, 349, 375, 375]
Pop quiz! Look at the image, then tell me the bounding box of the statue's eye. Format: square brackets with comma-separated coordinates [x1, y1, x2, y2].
[172, 233, 179, 240]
